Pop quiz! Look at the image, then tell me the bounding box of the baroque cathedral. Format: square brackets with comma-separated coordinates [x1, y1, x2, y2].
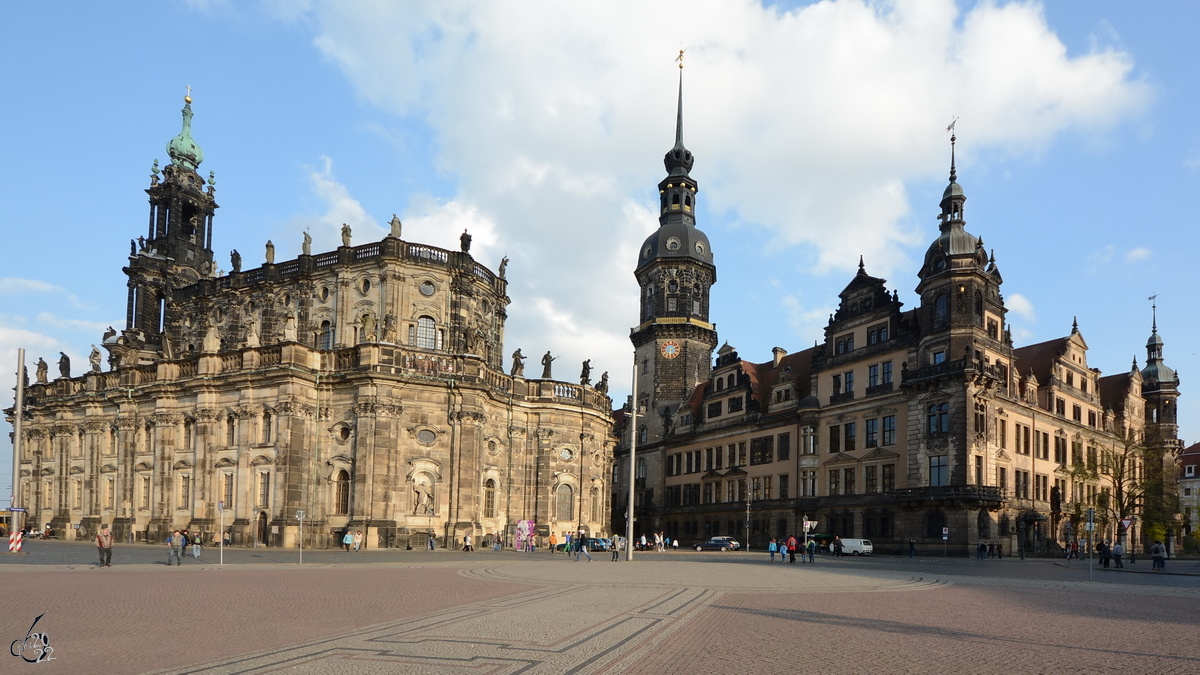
[10, 95, 615, 548]
[612, 75, 1183, 556]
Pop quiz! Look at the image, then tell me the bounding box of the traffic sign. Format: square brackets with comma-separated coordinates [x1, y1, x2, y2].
[1121, 517, 1133, 530]
[10, 507, 27, 512]
[1086, 508, 1095, 522]
[942, 535, 948, 541]
[942, 527, 949, 535]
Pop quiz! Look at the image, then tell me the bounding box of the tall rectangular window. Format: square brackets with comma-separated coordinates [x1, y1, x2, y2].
[223, 473, 234, 508]
[975, 455, 984, 485]
[750, 436, 774, 465]
[763, 476, 773, 499]
[179, 475, 191, 508]
[828, 470, 840, 496]
[868, 365, 879, 387]
[999, 420, 1007, 449]
[844, 423, 856, 452]
[777, 433, 790, 461]
[929, 456, 947, 487]
[829, 425, 841, 453]
[882, 464, 895, 491]
[999, 467, 1008, 494]
[882, 361, 892, 384]
[865, 465, 878, 493]
[882, 416, 896, 446]
[843, 468, 856, 495]
[779, 474, 789, 499]
[141, 476, 151, 510]
[865, 418, 878, 448]
[258, 472, 271, 506]
[844, 371, 855, 393]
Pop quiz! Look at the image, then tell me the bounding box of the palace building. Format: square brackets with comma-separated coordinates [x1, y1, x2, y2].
[613, 84, 1182, 555]
[9, 96, 615, 548]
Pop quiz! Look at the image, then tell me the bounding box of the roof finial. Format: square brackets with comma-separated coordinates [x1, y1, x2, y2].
[1148, 293, 1158, 332]
[1072, 316, 1078, 334]
[185, 84, 193, 105]
[674, 50, 686, 148]
[946, 117, 958, 183]
[858, 255, 865, 272]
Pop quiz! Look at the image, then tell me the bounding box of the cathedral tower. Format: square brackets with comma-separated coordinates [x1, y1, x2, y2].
[630, 63, 718, 443]
[115, 94, 219, 365]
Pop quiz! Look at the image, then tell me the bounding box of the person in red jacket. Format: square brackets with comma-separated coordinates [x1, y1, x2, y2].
[787, 535, 797, 563]
[96, 525, 114, 567]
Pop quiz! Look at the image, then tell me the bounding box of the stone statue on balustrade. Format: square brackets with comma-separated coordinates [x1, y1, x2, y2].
[580, 359, 592, 386]
[302, 231, 312, 256]
[360, 312, 377, 343]
[89, 345, 102, 373]
[341, 223, 352, 247]
[498, 256, 508, 279]
[265, 240, 275, 265]
[460, 229, 472, 253]
[35, 357, 48, 384]
[540, 351, 555, 379]
[510, 348, 525, 377]
[230, 249, 242, 274]
[383, 314, 397, 343]
[58, 352, 70, 379]
[389, 214, 402, 239]
[596, 371, 609, 395]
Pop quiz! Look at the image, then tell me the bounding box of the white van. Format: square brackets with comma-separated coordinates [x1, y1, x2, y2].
[829, 538, 873, 555]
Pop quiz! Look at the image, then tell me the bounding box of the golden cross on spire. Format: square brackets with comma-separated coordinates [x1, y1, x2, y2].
[185, 85, 193, 104]
[676, 48, 686, 70]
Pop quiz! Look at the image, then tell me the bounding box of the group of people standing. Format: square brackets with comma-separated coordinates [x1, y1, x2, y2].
[767, 536, 817, 563]
[975, 541, 1004, 559]
[166, 529, 203, 565]
[341, 530, 364, 551]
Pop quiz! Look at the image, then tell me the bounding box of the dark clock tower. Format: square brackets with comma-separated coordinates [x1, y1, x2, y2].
[630, 66, 718, 444]
[112, 94, 218, 366]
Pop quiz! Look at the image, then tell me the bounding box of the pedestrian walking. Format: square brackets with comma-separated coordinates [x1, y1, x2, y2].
[463, 533, 473, 552]
[909, 539, 915, 558]
[787, 535, 798, 563]
[1098, 540, 1110, 568]
[192, 531, 202, 559]
[806, 538, 816, 563]
[550, 532, 557, 553]
[611, 535, 621, 561]
[1151, 541, 1166, 570]
[354, 530, 363, 551]
[1112, 542, 1124, 568]
[342, 530, 354, 552]
[97, 524, 114, 567]
[167, 530, 184, 566]
[574, 531, 592, 562]
[768, 539, 778, 562]
[832, 536, 844, 557]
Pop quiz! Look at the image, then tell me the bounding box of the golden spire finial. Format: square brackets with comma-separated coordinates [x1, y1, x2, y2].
[184, 85, 193, 104]
[676, 48, 686, 70]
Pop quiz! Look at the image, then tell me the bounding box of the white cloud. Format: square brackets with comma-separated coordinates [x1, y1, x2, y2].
[1125, 247, 1151, 262]
[261, 0, 1149, 395]
[0, 278, 62, 295]
[285, 156, 386, 255]
[36, 312, 115, 334]
[1006, 293, 1036, 322]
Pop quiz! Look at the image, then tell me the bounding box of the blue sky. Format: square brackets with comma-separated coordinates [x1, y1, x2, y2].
[3, 1, 1198, 504]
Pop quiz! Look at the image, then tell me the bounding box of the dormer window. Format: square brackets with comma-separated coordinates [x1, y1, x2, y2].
[835, 334, 854, 354]
[868, 324, 888, 345]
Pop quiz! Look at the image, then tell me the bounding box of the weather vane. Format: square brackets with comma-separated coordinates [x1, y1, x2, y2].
[946, 117, 958, 135]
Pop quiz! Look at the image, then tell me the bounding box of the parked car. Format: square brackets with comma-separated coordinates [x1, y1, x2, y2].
[830, 538, 873, 555]
[694, 538, 740, 552]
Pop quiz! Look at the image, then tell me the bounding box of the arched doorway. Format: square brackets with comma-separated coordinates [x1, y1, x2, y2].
[257, 512, 268, 546]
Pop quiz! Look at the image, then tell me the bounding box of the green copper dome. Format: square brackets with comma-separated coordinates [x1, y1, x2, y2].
[167, 98, 204, 171]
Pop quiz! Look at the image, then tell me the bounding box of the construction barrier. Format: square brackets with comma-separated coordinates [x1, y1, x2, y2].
[8, 531, 23, 552]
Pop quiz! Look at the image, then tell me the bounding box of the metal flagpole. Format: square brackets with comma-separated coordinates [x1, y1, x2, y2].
[10, 349, 25, 539]
[626, 356, 637, 562]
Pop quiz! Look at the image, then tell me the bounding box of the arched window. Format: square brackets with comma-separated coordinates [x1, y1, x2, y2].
[684, 195, 692, 210]
[671, 193, 680, 208]
[638, 426, 648, 443]
[262, 412, 272, 444]
[555, 484, 574, 521]
[715, 378, 724, 392]
[483, 479, 497, 518]
[974, 290, 983, 316]
[415, 316, 438, 350]
[590, 487, 600, 522]
[226, 415, 236, 447]
[925, 510, 946, 538]
[333, 470, 350, 515]
[934, 294, 949, 327]
[927, 403, 949, 435]
[318, 320, 334, 350]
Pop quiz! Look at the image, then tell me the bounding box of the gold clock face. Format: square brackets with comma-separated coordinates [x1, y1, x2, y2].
[661, 341, 680, 359]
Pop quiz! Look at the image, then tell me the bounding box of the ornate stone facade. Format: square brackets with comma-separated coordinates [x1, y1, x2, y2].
[10, 98, 614, 548]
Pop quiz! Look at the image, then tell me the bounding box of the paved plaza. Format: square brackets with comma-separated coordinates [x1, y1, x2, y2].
[3, 542, 1199, 674]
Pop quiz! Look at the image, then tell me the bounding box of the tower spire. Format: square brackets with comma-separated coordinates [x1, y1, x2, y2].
[675, 62, 685, 148]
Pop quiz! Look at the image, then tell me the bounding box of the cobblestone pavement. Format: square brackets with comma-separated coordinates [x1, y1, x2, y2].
[3, 544, 1198, 674]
